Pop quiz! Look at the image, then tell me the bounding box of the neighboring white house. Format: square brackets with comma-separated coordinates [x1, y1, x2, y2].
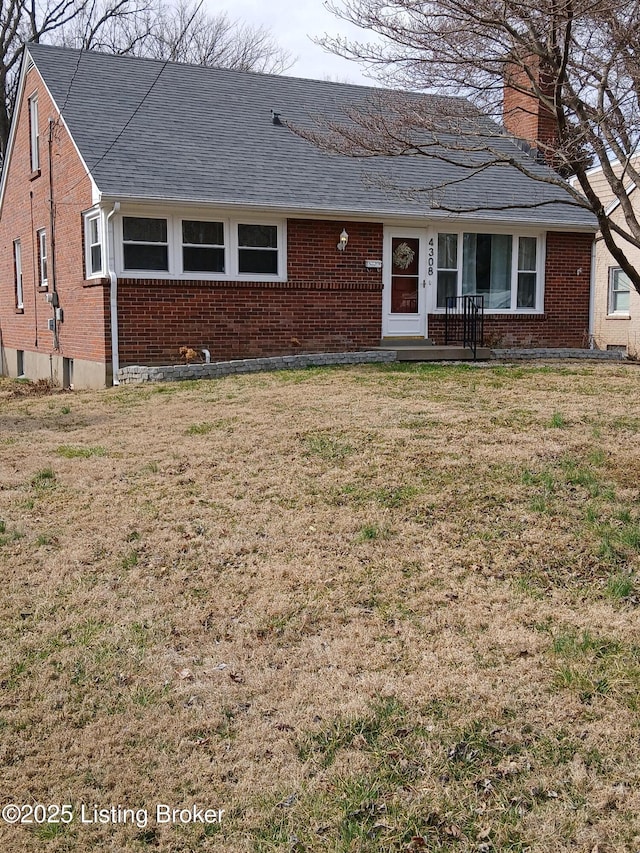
[576, 163, 640, 357]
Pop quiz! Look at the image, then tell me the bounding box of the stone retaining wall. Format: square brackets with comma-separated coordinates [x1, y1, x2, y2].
[491, 347, 626, 360]
[117, 350, 397, 384]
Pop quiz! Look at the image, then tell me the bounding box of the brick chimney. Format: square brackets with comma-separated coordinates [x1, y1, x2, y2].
[503, 55, 557, 155]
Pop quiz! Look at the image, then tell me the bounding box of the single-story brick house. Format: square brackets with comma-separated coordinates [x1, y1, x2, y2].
[0, 43, 596, 388]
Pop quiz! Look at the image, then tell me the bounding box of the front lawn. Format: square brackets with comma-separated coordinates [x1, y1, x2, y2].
[1, 362, 639, 852]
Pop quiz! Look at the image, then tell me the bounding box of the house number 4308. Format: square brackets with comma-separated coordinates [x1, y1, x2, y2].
[428, 237, 434, 278]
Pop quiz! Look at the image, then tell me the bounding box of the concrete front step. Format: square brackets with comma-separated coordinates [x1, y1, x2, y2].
[375, 344, 491, 361]
[380, 337, 436, 348]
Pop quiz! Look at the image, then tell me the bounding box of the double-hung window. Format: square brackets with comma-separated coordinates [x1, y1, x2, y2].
[84, 213, 103, 277]
[123, 216, 168, 271]
[238, 224, 278, 274]
[28, 94, 39, 173]
[516, 237, 538, 308]
[436, 233, 458, 307]
[37, 229, 47, 287]
[437, 231, 541, 311]
[14, 240, 23, 309]
[182, 220, 225, 273]
[608, 267, 631, 315]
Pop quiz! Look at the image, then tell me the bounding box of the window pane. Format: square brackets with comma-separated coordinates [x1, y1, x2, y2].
[391, 276, 418, 313]
[438, 233, 457, 269]
[613, 268, 631, 290]
[29, 97, 39, 171]
[91, 245, 102, 274]
[614, 290, 630, 313]
[182, 220, 223, 246]
[238, 224, 277, 248]
[437, 270, 457, 308]
[518, 236, 537, 271]
[392, 238, 419, 275]
[517, 272, 536, 308]
[90, 217, 100, 245]
[124, 243, 168, 270]
[183, 246, 225, 273]
[463, 233, 512, 309]
[238, 248, 278, 274]
[123, 217, 167, 243]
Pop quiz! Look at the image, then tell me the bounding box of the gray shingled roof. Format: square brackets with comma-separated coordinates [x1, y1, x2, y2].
[27, 42, 596, 228]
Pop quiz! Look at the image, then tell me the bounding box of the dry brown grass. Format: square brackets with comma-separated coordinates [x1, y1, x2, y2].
[1, 362, 640, 852]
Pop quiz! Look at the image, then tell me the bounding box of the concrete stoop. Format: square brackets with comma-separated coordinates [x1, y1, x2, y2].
[376, 338, 490, 361]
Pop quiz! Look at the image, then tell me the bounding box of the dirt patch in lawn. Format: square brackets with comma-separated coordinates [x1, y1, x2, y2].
[1, 362, 640, 852]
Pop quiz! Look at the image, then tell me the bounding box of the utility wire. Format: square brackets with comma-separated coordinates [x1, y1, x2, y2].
[53, 0, 205, 203]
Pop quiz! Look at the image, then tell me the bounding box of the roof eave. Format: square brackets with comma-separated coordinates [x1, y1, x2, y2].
[0, 48, 31, 216]
[97, 193, 597, 231]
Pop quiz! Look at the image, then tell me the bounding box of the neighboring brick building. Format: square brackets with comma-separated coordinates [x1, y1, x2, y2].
[570, 160, 640, 358]
[0, 44, 596, 388]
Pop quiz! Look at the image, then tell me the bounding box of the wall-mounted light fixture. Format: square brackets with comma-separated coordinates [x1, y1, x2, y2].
[337, 228, 349, 251]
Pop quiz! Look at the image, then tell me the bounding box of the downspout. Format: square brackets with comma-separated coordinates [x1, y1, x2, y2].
[106, 202, 120, 384]
[588, 237, 597, 349]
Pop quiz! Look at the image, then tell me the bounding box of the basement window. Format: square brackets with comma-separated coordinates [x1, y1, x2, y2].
[123, 216, 168, 271]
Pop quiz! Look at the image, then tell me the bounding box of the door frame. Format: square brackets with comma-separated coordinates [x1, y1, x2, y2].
[382, 226, 431, 339]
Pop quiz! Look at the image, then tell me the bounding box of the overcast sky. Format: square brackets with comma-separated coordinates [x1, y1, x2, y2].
[211, 0, 378, 85]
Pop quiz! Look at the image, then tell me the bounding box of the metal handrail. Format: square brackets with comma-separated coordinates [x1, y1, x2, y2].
[444, 295, 484, 359]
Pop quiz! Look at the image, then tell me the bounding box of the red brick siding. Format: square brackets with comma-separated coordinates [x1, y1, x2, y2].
[503, 58, 557, 152]
[428, 232, 594, 347]
[0, 65, 109, 364]
[0, 78, 593, 371]
[116, 219, 384, 365]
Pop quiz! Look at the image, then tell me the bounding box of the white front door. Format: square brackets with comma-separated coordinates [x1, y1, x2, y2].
[382, 228, 429, 338]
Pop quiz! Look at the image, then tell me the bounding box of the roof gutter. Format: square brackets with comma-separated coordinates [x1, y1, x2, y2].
[97, 195, 598, 234]
[106, 201, 120, 385]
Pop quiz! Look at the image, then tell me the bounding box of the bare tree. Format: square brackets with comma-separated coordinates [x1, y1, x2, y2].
[59, 0, 292, 73]
[139, 0, 292, 73]
[314, 0, 640, 294]
[0, 0, 291, 161]
[0, 0, 157, 160]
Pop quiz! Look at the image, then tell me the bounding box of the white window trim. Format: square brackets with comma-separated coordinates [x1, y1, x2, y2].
[607, 266, 631, 317]
[84, 210, 104, 278]
[14, 239, 23, 309]
[433, 230, 545, 314]
[122, 215, 170, 273]
[181, 218, 226, 274]
[37, 228, 47, 288]
[114, 210, 287, 281]
[28, 93, 39, 173]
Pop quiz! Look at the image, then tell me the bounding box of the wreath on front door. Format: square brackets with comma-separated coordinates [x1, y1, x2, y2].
[393, 241, 415, 270]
